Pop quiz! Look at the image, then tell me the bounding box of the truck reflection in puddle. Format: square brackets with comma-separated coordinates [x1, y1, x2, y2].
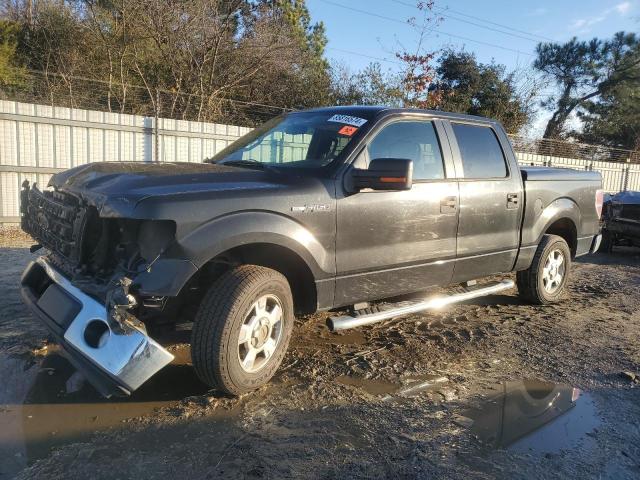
[460, 379, 600, 454]
[0, 350, 209, 478]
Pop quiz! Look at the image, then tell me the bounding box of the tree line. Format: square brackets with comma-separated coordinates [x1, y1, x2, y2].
[0, 0, 638, 149]
[0, 0, 332, 124]
[535, 32, 639, 150]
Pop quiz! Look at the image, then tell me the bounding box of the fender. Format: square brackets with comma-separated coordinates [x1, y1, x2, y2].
[175, 211, 334, 280]
[515, 197, 581, 271]
[532, 197, 581, 247]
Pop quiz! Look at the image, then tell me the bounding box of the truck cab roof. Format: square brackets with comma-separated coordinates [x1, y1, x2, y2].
[300, 105, 497, 125]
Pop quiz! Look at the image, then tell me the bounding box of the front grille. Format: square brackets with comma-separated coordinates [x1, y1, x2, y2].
[21, 183, 88, 264]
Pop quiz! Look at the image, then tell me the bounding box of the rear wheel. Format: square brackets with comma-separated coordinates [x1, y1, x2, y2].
[191, 265, 294, 395]
[516, 234, 571, 305]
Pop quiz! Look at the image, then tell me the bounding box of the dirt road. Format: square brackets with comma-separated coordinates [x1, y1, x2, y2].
[1, 232, 639, 479]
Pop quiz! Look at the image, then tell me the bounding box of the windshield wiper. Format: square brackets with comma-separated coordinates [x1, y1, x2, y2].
[218, 159, 277, 171]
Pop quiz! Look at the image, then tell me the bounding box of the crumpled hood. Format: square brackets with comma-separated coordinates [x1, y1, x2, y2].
[49, 162, 284, 217]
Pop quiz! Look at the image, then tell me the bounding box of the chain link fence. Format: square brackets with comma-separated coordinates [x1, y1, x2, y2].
[509, 135, 639, 165]
[509, 135, 640, 193]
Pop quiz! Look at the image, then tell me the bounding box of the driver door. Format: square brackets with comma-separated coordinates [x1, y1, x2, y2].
[334, 118, 460, 306]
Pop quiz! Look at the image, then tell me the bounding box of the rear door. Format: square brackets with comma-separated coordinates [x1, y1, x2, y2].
[443, 121, 523, 283]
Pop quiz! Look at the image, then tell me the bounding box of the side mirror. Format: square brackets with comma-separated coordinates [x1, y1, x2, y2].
[352, 158, 413, 191]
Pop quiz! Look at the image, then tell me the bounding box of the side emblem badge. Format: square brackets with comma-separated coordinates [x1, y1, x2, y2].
[291, 204, 330, 213]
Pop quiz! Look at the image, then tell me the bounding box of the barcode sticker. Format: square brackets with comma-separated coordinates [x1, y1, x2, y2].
[327, 114, 368, 127]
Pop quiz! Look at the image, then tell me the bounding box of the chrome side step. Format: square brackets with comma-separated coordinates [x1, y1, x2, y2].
[327, 280, 515, 332]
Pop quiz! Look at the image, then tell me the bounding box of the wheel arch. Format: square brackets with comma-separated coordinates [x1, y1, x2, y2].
[178, 211, 332, 276]
[175, 212, 333, 314]
[544, 218, 578, 257]
[203, 242, 319, 315]
[535, 198, 581, 258]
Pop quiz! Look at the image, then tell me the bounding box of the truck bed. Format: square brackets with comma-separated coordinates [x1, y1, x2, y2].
[520, 166, 602, 182]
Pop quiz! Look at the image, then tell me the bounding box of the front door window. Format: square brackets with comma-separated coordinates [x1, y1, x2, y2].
[367, 121, 446, 181]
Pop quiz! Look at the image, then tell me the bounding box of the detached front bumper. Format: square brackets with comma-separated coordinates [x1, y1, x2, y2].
[20, 257, 174, 397]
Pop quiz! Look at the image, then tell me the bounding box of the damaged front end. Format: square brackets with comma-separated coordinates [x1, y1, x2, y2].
[21, 258, 173, 396]
[19, 181, 184, 397]
[602, 190, 640, 250]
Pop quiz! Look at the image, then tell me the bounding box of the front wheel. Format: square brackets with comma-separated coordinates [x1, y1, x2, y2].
[191, 265, 294, 395]
[516, 234, 571, 305]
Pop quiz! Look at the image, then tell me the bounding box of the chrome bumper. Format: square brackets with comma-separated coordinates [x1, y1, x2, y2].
[21, 257, 174, 396]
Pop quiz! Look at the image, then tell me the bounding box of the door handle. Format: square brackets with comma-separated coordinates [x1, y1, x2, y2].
[440, 196, 457, 213]
[507, 193, 519, 209]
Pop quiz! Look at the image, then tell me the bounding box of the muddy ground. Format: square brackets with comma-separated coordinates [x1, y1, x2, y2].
[1, 228, 639, 479]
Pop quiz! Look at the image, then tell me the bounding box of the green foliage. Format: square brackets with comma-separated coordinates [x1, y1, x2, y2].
[0, 19, 26, 87]
[429, 51, 532, 134]
[329, 52, 535, 134]
[534, 32, 640, 140]
[257, 0, 332, 109]
[330, 62, 404, 107]
[577, 51, 640, 150]
[534, 37, 600, 92]
[328, 2, 533, 134]
[0, 0, 331, 124]
[579, 89, 639, 151]
[269, 0, 327, 59]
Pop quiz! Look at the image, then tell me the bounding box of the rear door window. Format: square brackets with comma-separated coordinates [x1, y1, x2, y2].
[452, 123, 507, 179]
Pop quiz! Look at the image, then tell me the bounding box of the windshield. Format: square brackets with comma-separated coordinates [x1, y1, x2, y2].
[208, 112, 369, 168]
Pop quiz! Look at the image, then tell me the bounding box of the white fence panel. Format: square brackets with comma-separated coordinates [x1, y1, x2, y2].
[515, 152, 546, 167]
[627, 165, 640, 192]
[0, 100, 246, 223]
[515, 152, 629, 193]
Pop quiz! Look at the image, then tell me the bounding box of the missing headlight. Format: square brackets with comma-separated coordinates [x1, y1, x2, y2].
[137, 220, 177, 262]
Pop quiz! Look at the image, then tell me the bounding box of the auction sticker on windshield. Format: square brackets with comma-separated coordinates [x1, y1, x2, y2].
[338, 125, 359, 136]
[328, 114, 368, 127]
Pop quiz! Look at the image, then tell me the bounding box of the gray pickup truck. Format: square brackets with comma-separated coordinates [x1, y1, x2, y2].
[19, 106, 603, 397]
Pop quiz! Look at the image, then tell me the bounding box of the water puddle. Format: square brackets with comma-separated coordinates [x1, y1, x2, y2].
[336, 373, 449, 399]
[458, 379, 600, 454]
[0, 347, 210, 478]
[393, 374, 449, 398]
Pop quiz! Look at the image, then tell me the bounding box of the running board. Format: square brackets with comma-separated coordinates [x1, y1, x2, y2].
[327, 279, 515, 332]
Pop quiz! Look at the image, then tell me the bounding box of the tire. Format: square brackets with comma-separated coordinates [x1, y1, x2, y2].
[191, 265, 294, 395]
[516, 234, 572, 305]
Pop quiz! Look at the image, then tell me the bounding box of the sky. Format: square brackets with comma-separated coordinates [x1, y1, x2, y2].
[306, 0, 640, 135]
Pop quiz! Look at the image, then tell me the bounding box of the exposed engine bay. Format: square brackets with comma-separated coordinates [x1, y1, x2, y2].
[19, 180, 185, 335]
[20, 181, 176, 299]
